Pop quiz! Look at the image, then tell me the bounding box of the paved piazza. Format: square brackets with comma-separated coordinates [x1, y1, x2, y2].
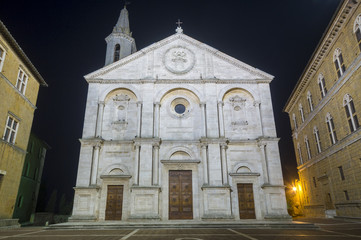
[0, 219, 360, 240]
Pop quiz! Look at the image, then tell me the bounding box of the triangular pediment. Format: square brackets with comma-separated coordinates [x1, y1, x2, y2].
[85, 33, 273, 82]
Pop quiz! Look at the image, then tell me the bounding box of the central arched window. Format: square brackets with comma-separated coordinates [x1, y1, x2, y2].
[114, 44, 120, 62]
[343, 94, 359, 132]
[333, 48, 346, 78]
[318, 73, 327, 98]
[353, 14, 361, 51]
[326, 113, 337, 145]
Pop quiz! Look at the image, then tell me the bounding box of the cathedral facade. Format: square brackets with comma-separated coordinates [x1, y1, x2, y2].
[70, 6, 289, 222]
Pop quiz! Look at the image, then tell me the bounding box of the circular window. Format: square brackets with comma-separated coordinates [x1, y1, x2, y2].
[175, 104, 186, 114]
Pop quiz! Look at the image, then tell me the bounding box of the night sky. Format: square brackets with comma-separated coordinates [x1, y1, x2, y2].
[0, 0, 341, 209]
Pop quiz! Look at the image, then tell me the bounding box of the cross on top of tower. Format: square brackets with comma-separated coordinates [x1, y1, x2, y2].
[175, 19, 183, 34]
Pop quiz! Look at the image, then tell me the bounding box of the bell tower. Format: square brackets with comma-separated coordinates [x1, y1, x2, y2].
[104, 5, 136, 66]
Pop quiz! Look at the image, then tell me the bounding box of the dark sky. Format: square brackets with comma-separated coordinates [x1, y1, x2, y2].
[0, 0, 341, 207]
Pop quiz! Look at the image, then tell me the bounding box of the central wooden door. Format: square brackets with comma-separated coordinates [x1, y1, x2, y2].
[237, 183, 256, 219]
[105, 185, 123, 220]
[169, 170, 193, 219]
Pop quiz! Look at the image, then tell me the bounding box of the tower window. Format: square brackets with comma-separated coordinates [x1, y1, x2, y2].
[343, 94, 359, 133]
[0, 45, 5, 72]
[313, 126, 322, 154]
[114, 44, 120, 62]
[297, 143, 303, 165]
[333, 48, 346, 78]
[304, 136, 311, 160]
[16, 69, 28, 95]
[318, 74, 327, 98]
[307, 91, 314, 112]
[353, 14, 361, 51]
[299, 104, 305, 122]
[3, 115, 19, 144]
[292, 113, 298, 130]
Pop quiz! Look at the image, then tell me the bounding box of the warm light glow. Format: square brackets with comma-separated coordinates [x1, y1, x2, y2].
[292, 187, 297, 191]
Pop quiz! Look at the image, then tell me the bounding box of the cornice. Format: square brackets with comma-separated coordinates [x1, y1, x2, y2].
[86, 78, 272, 84]
[0, 73, 37, 110]
[0, 21, 47, 86]
[298, 127, 361, 172]
[284, 0, 357, 113]
[85, 33, 273, 81]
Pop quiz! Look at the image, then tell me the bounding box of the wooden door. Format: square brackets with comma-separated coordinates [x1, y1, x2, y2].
[105, 185, 123, 220]
[237, 183, 256, 219]
[169, 170, 193, 219]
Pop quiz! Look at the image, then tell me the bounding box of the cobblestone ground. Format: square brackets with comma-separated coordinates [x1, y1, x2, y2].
[0, 218, 360, 240]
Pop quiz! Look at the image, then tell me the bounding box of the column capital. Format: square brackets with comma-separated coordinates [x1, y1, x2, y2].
[92, 139, 103, 148]
[200, 102, 206, 107]
[220, 143, 228, 149]
[152, 142, 160, 148]
[201, 143, 208, 148]
[136, 101, 143, 106]
[257, 141, 267, 148]
[98, 101, 105, 106]
[218, 101, 224, 106]
[154, 102, 161, 107]
[253, 101, 261, 107]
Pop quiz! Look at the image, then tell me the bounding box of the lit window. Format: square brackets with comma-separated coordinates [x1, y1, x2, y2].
[3, 115, 19, 144]
[297, 143, 303, 165]
[326, 113, 337, 145]
[292, 113, 298, 130]
[333, 48, 346, 78]
[299, 104, 305, 122]
[318, 73, 327, 98]
[16, 69, 28, 94]
[313, 126, 322, 154]
[114, 44, 120, 62]
[353, 14, 361, 51]
[0, 46, 5, 72]
[304, 136, 312, 160]
[343, 94, 359, 133]
[307, 91, 314, 112]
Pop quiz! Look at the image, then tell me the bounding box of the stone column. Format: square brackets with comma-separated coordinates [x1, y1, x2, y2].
[153, 102, 160, 138]
[218, 101, 225, 137]
[254, 101, 264, 136]
[201, 143, 208, 185]
[90, 142, 101, 186]
[258, 142, 270, 184]
[200, 102, 207, 137]
[137, 101, 142, 137]
[134, 143, 140, 185]
[95, 101, 105, 137]
[152, 143, 159, 185]
[220, 143, 228, 185]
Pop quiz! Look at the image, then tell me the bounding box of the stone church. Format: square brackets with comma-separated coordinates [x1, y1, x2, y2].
[70, 6, 289, 222]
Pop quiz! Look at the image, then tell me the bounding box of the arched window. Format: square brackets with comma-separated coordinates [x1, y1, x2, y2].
[304, 136, 312, 160]
[343, 94, 359, 132]
[114, 44, 120, 62]
[307, 91, 314, 112]
[297, 143, 303, 165]
[326, 113, 337, 145]
[313, 126, 322, 154]
[333, 48, 346, 78]
[292, 113, 298, 130]
[353, 14, 361, 51]
[299, 103, 305, 122]
[318, 73, 327, 98]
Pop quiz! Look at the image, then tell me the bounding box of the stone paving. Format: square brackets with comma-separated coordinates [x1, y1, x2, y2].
[0, 218, 360, 240]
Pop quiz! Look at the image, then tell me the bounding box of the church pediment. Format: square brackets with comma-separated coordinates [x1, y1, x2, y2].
[84, 33, 273, 82]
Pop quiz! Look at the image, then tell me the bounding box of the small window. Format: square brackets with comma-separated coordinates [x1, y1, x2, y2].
[175, 104, 186, 114]
[292, 113, 298, 130]
[313, 177, 317, 188]
[3, 116, 19, 144]
[333, 48, 346, 78]
[343, 94, 359, 133]
[16, 69, 28, 94]
[344, 190, 349, 200]
[338, 166, 345, 180]
[307, 91, 314, 112]
[0, 46, 5, 72]
[299, 104, 305, 122]
[353, 14, 361, 51]
[304, 136, 312, 160]
[318, 74, 327, 98]
[114, 44, 120, 62]
[326, 113, 337, 145]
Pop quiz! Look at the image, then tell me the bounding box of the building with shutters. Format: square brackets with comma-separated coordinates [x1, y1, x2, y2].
[284, 0, 361, 218]
[0, 20, 47, 227]
[70, 6, 289, 222]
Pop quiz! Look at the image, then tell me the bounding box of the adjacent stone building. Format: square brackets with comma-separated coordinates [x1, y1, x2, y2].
[284, 0, 361, 218]
[71, 6, 289, 222]
[12, 134, 49, 224]
[0, 21, 47, 226]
